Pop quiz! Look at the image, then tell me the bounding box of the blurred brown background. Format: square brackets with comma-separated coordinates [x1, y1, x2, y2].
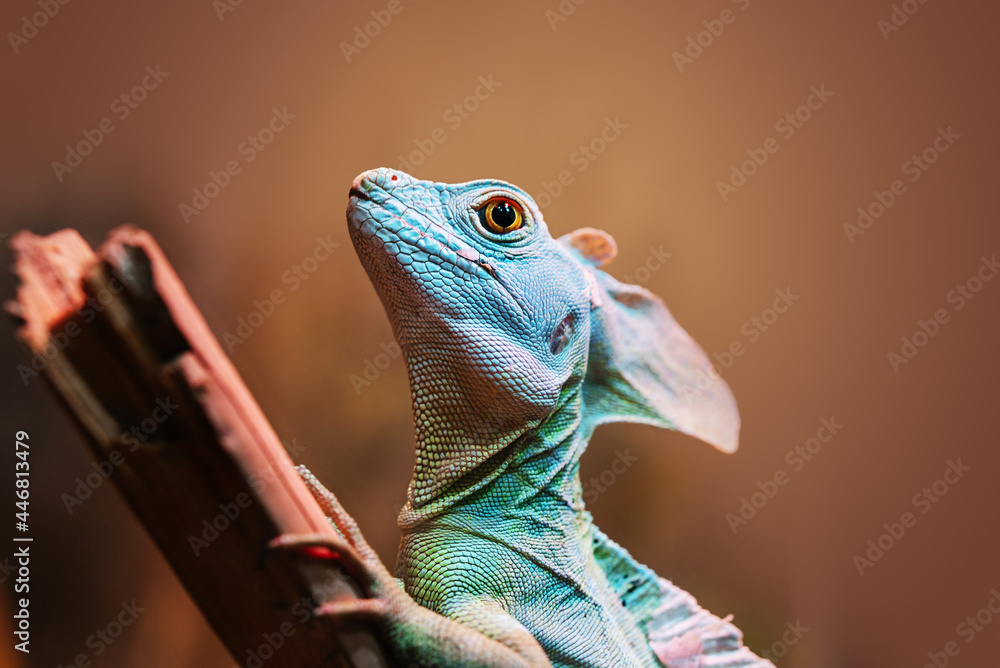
[1, 1, 998, 666]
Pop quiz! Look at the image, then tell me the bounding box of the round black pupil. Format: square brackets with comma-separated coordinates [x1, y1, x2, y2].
[492, 202, 517, 228]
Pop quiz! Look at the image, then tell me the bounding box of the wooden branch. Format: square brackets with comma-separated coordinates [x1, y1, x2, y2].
[6, 226, 395, 668]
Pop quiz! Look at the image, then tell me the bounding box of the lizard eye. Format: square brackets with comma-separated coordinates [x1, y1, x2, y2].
[477, 198, 523, 234]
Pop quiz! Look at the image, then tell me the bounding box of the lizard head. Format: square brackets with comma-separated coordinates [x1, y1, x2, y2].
[347, 168, 738, 510]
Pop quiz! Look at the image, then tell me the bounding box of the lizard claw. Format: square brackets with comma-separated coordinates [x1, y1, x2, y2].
[268, 532, 400, 627]
[268, 532, 381, 592]
[296, 466, 381, 565]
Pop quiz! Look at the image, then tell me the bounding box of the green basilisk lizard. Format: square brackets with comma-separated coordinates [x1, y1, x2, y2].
[272, 168, 774, 668]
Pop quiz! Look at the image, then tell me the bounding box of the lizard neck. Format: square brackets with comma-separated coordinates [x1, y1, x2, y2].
[398, 379, 593, 538]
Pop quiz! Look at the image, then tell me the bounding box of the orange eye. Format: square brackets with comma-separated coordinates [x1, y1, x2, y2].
[478, 198, 523, 233]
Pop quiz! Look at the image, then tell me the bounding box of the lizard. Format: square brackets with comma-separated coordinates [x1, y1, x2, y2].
[271, 168, 776, 668]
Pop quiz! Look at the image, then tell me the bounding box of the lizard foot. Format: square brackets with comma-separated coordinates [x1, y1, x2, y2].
[295, 466, 382, 566]
[268, 532, 400, 623]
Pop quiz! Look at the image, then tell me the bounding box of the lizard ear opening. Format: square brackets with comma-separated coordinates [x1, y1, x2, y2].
[577, 267, 740, 454]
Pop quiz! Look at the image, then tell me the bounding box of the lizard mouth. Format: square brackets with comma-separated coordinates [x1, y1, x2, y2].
[348, 192, 494, 281]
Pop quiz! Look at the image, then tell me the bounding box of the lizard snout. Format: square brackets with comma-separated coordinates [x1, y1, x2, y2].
[350, 167, 414, 197]
[349, 170, 375, 202]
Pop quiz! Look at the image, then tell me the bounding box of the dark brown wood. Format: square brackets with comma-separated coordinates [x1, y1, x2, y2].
[6, 226, 395, 668]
